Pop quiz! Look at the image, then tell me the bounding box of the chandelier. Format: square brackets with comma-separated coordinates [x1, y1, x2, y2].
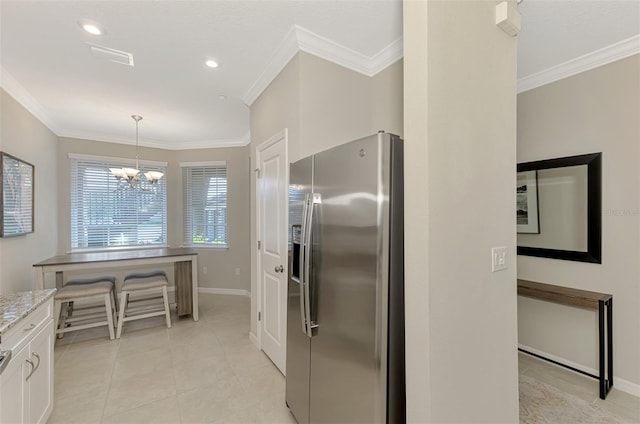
[110, 115, 163, 188]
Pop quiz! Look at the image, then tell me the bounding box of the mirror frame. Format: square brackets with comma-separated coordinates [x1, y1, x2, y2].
[517, 152, 602, 264]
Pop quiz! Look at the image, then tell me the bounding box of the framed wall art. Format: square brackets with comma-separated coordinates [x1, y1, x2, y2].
[1, 152, 34, 237]
[516, 170, 539, 234]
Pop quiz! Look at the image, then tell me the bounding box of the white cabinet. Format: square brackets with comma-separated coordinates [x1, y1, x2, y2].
[0, 298, 54, 424]
[0, 344, 29, 423]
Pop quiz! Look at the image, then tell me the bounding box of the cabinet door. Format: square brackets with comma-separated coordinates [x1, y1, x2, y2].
[0, 345, 29, 424]
[27, 320, 54, 424]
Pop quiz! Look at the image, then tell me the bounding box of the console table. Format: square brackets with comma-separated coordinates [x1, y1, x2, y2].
[517, 279, 612, 399]
[33, 248, 199, 321]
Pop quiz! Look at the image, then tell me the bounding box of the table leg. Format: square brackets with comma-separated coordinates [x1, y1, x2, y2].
[607, 298, 613, 391]
[33, 267, 45, 290]
[55, 272, 64, 290]
[598, 299, 606, 399]
[175, 261, 193, 317]
[191, 257, 199, 321]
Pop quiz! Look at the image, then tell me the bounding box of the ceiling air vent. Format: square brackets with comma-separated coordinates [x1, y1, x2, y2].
[87, 43, 134, 66]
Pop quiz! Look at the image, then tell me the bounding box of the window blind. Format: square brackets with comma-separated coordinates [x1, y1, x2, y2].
[70, 157, 167, 249]
[182, 163, 227, 247]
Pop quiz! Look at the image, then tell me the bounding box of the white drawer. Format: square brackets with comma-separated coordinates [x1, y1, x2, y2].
[0, 300, 52, 352]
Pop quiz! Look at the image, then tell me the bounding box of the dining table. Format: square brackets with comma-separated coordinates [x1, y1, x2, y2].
[33, 247, 199, 320]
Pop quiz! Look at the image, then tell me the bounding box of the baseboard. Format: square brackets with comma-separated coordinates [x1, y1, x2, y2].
[249, 331, 258, 347]
[197, 287, 250, 297]
[518, 344, 640, 398]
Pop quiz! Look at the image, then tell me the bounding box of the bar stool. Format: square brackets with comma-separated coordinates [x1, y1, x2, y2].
[116, 270, 172, 338]
[53, 276, 117, 340]
[66, 275, 119, 311]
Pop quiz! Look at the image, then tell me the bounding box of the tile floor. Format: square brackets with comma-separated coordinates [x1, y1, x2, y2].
[51, 293, 640, 423]
[50, 294, 295, 424]
[519, 352, 640, 423]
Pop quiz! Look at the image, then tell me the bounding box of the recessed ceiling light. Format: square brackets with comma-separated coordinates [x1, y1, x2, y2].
[205, 59, 219, 68]
[79, 20, 105, 36]
[217, 95, 227, 100]
[83, 24, 102, 35]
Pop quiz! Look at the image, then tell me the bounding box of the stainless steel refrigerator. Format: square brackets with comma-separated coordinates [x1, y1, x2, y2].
[286, 132, 405, 424]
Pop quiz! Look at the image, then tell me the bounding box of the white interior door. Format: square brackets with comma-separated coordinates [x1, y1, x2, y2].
[257, 130, 288, 374]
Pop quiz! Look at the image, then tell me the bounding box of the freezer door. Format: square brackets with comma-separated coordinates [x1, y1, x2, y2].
[286, 156, 313, 424]
[309, 134, 391, 424]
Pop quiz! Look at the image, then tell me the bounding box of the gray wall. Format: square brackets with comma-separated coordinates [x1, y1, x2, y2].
[298, 52, 404, 161]
[0, 89, 58, 295]
[56, 137, 251, 293]
[249, 53, 301, 330]
[296, 52, 374, 161]
[371, 59, 404, 138]
[174, 147, 251, 292]
[0, 89, 251, 296]
[517, 54, 640, 390]
[404, 1, 519, 421]
[249, 52, 404, 340]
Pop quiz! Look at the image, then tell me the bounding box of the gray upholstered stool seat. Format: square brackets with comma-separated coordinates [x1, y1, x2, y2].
[54, 277, 117, 340]
[66, 275, 119, 310]
[66, 275, 116, 285]
[116, 270, 171, 338]
[121, 271, 168, 291]
[56, 281, 113, 299]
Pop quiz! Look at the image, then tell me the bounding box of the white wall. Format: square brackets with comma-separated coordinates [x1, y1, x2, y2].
[0, 89, 58, 294]
[404, 1, 519, 422]
[517, 54, 640, 391]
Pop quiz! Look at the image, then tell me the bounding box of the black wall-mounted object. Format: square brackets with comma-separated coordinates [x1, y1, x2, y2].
[517, 152, 602, 264]
[1, 151, 35, 237]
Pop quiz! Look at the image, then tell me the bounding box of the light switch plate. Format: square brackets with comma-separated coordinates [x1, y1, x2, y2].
[492, 247, 508, 272]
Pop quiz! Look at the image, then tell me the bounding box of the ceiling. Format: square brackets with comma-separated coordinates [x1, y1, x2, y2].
[1, 0, 638, 150]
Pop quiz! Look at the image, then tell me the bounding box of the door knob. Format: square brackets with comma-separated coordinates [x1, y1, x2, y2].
[275, 265, 284, 273]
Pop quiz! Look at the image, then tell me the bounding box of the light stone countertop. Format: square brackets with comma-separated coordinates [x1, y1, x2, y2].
[0, 289, 56, 335]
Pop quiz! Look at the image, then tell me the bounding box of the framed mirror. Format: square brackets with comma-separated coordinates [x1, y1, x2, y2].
[517, 152, 601, 263]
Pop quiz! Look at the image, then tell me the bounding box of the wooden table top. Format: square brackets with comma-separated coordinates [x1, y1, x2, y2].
[33, 247, 197, 267]
[517, 279, 611, 310]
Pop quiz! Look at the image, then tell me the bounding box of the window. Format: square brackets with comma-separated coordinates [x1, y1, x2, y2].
[182, 161, 228, 247]
[70, 154, 167, 250]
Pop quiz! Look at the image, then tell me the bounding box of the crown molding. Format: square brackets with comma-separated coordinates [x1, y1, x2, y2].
[179, 135, 251, 150]
[0, 67, 61, 134]
[242, 26, 300, 106]
[517, 34, 640, 93]
[242, 25, 404, 106]
[58, 130, 250, 150]
[368, 38, 404, 74]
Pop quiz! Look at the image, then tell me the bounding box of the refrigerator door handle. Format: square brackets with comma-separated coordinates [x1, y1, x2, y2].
[304, 193, 321, 338]
[298, 194, 310, 335]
